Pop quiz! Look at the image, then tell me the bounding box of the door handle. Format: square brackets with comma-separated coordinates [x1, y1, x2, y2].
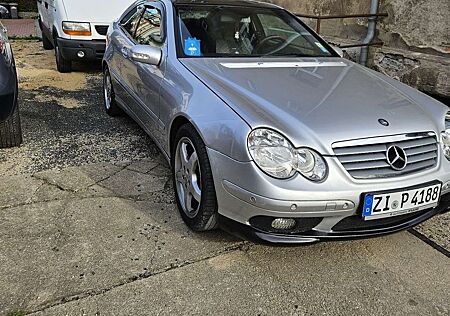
[121, 47, 129, 58]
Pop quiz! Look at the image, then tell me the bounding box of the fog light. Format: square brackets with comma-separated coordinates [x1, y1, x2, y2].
[271, 218, 296, 230]
[77, 51, 85, 58]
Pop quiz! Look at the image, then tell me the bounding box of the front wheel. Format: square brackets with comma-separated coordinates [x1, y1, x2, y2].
[55, 41, 72, 73]
[172, 124, 219, 231]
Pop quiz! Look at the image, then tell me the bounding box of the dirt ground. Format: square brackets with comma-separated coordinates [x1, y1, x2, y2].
[0, 40, 449, 316]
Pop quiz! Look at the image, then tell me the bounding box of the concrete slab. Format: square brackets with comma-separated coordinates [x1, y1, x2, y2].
[0, 174, 43, 209]
[30, 233, 450, 316]
[0, 198, 240, 314]
[99, 168, 168, 198]
[34, 162, 124, 192]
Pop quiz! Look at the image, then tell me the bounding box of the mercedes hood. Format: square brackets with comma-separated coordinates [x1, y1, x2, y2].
[181, 57, 446, 155]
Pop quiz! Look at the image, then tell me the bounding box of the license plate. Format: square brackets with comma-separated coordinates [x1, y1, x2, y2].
[363, 183, 441, 220]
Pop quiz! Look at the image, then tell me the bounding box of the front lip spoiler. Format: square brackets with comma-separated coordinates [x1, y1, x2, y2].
[219, 199, 450, 245]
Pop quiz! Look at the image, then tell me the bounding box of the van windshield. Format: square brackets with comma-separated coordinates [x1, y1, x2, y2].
[175, 5, 334, 58]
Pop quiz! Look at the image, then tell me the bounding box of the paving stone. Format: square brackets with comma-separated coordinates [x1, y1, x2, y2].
[99, 169, 168, 197]
[415, 212, 450, 252]
[31, 233, 450, 316]
[0, 197, 239, 314]
[34, 163, 123, 192]
[0, 174, 43, 209]
[126, 159, 159, 174]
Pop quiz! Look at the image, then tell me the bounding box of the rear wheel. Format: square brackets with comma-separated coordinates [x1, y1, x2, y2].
[55, 41, 72, 73]
[39, 19, 53, 50]
[172, 124, 219, 231]
[42, 33, 53, 50]
[0, 104, 23, 148]
[103, 66, 122, 116]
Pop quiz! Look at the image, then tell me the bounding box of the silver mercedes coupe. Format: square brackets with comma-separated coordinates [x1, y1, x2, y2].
[103, 0, 450, 244]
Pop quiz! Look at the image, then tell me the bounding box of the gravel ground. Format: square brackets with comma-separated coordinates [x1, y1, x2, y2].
[0, 40, 159, 176]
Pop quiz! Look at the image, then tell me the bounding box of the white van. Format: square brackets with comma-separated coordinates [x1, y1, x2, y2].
[37, 0, 135, 72]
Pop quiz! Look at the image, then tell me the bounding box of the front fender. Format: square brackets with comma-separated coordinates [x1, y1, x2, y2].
[162, 61, 252, 162]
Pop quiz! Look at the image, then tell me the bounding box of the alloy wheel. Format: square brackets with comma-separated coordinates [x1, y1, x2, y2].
[174, 137, 202, 218]
[104, 71, 112, 110]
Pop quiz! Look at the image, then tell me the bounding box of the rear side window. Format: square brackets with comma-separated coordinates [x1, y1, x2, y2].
[120, 6, 143, 36]
[134, 7, 163, 46]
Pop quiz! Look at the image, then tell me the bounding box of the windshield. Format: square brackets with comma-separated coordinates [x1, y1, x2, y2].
[175, 5, 334, 58]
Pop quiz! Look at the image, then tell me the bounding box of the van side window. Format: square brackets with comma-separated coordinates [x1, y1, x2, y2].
[120, 7, 143, 36]
[134, 7, 163, 46]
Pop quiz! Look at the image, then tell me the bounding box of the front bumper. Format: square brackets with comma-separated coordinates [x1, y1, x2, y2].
[56, 37, 106, 61]
[207, 148, 450, 244]
[220, 195, 450, 244]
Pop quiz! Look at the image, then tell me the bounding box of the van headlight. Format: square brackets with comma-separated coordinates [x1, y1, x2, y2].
[248, 128, 328, 181]
[62, 22, 92, 36]
[442, 112, 450, 160]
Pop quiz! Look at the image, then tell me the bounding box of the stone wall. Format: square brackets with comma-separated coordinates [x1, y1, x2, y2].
[263, 0, 450, 98]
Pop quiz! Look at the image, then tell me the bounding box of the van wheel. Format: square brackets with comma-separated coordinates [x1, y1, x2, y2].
[55, 42, 72, 73]
[42, 33, 53, 50]
[0, 104, 23, 148]
[39, 19, 53, 50]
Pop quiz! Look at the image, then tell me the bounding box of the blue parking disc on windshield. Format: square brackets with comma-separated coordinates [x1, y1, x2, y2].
[184, 37, 201, 56]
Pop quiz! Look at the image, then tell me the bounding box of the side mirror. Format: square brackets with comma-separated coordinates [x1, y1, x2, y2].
[331, 45, 344, 58]
[0, 5, 9, 19]
[130, 45, 162, 66]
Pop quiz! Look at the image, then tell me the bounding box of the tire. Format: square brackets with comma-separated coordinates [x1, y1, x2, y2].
[172, 124, 219, 231]
[55, 41, 72, 73]
[103, 66, 122, 116]
[42, 33, 53, 50]
[0, 103, 23, 148]
[39, 19, 53, 50]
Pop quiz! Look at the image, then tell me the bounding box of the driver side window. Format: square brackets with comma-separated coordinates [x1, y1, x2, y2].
[120, 6, 143, 36]
[134, 7, 163, 47]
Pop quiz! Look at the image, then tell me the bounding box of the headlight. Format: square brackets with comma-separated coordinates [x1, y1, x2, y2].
[442, 112, 450, 160]
[62, 22, 91, 36]
[248, 128, 328, 181]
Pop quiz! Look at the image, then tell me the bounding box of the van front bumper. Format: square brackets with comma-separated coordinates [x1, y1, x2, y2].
[56, 38, 106, 61]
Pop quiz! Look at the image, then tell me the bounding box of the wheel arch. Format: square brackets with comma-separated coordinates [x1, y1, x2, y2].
[169, 115, 194, 157]
[168, 111, 252, 163]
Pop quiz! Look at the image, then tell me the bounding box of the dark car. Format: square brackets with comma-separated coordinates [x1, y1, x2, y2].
[0, 22, 22, 148]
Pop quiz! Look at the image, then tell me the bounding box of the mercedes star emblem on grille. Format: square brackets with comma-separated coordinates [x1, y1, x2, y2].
[386, 145, 408, 170]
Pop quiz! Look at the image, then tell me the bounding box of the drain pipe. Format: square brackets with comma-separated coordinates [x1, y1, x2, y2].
[359, 0, 379, 66]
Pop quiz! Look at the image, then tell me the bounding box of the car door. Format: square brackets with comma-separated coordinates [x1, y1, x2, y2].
[111, 4, 144, 113]
[129, 3, 166, 132]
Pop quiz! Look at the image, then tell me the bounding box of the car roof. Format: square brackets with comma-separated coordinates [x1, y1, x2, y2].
[171, 0, 281, 9]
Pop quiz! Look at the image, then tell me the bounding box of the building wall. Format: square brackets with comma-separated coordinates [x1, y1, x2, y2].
[263, 0, 450, 98]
